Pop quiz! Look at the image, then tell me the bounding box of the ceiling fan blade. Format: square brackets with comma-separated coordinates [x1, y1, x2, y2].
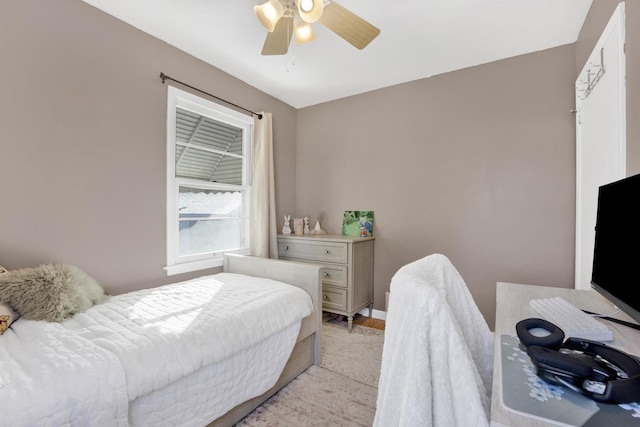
[261, 16, 293, 55]
[318, 2, 380, 50]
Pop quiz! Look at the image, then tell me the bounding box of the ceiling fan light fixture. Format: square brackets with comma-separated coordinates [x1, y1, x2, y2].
[254, 0, 285, 32]
[297, 0, 323, 23]
[294, 19, 315, 44]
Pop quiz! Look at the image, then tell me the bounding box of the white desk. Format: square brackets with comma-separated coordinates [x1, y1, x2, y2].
[490, 282, 640, 427]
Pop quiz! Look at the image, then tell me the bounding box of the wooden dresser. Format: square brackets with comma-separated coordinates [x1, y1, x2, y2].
[277, 234, 375, 331]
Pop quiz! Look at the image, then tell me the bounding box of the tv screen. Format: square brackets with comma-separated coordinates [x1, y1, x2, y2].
[591, 173, 640, 324]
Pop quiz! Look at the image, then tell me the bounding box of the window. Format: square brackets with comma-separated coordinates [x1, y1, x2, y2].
[165, 86, 253, 275]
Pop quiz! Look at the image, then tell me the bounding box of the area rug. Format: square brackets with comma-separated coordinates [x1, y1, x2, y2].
[235, 319, 385, 426]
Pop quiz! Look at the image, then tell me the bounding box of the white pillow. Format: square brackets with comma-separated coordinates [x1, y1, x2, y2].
[0, 303, 19, 334]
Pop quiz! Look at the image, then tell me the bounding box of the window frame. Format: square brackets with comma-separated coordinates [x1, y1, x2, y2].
[165, 86, 253, 276]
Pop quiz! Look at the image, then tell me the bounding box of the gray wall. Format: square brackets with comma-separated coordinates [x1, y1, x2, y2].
[2, 0, 635, 329]
[295, 46, 577, 328]
[0, 0, 297, 294]
[294, 0, 640, 328]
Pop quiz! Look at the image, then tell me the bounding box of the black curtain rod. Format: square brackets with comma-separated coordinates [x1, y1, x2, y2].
[159, 72, 263, 120]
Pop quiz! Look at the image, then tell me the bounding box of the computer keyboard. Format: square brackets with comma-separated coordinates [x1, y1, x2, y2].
[529, 296, 614, 342]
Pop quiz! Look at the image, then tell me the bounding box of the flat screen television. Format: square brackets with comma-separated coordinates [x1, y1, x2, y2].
[591, 173, 640, 325]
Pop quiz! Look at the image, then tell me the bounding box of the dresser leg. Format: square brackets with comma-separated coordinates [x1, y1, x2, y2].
[348, 316, 353, 332]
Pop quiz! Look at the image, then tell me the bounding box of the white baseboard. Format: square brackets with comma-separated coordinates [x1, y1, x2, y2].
[358, 307, 387, 321]
[356, 290, 391, 321]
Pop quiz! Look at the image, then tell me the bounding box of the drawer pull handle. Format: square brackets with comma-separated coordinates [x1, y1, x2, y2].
[284, 246, 289, 250]
[323, 295, 328, 299]
[323, 272, 329, 277]
[324, 250, 329, 254]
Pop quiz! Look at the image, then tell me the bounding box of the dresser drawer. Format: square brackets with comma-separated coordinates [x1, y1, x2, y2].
[278, 240, 348, 264]
[276, 234, 374, 330]
[322, 286, 347, 311]
[320, 265, 347, 288]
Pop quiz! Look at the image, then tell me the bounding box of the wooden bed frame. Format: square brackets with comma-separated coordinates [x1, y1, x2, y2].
[208, 254, 323, 426]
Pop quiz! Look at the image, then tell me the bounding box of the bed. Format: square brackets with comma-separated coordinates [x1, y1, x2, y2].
[0, 254, 322, 426]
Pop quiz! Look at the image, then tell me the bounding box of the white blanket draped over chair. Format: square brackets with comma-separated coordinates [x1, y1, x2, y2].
[374, 253, 494, 427]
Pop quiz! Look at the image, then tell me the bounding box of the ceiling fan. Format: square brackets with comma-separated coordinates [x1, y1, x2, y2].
[254, 0, 381, 55]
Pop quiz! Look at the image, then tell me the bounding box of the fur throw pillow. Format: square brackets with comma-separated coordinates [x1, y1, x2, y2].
[0, 264, 109, 322]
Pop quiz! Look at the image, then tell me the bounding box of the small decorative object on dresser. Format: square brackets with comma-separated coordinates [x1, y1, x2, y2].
[282, 215, 292, 235]
[303, 217, 310, 234]
[310, 216, 327, 235]
[293, 217, 304, 235]
[278, 234, 375, 332]
[342, 210, 374, 237]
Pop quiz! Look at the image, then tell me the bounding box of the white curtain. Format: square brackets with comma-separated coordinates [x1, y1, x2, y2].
[251, 112, 278, 258]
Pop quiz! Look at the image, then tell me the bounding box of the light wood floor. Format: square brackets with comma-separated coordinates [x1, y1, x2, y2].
[325, 312, 386, 330]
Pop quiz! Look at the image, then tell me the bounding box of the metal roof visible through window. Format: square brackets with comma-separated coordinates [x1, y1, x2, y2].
[175, 107, 243, 185]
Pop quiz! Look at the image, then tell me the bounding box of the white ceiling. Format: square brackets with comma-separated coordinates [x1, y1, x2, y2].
[81, 0, 593, 109]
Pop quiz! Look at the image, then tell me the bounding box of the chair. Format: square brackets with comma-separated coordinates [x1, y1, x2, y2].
[373, 254, 494, 427]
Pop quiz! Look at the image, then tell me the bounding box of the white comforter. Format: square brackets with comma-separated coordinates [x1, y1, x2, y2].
[0, 320, 129, 426]
[0, 272, 313, 425]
